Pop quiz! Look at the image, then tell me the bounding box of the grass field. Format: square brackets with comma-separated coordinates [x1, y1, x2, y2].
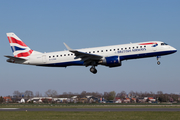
[1, 104, 180, 120]
[1, 103, 180, 108]
[0, 111, 180, 120]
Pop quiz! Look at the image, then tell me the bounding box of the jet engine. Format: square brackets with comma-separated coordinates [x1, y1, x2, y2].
[99, 56, 122, 67]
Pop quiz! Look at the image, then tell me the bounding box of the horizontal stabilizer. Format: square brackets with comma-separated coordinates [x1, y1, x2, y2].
[5, 55, 27, 60]
[4, 55, 27, 63]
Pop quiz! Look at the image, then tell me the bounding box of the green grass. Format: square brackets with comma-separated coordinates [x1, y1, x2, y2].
[0, 111, 180, 120]
[1, 104, 180, 120]
[1, 103, 180, 108]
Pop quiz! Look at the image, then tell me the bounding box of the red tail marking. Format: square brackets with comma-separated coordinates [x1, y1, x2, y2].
[7, 37, 27, 47]
[15, 50, 33, 57]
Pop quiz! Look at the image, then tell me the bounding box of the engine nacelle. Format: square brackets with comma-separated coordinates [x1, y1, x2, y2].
[100, 56, 122, 67]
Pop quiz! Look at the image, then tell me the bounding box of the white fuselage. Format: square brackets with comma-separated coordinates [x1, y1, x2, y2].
[25, 41, 176, 67]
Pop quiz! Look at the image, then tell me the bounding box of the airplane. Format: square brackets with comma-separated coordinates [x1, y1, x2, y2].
[5, 32, 177, 74]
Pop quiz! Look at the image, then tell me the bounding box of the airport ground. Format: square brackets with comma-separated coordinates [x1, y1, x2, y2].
[1, 103, 180, 108]
[0, 104, 180, 120]
[0, 111, 180, 120]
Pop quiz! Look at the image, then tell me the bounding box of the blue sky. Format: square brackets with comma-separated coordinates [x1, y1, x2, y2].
[0, 0, 180, 96]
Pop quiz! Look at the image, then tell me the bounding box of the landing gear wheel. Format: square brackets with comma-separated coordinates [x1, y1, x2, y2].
[156, 56, 161, 65]
[90, 67, 97, 74]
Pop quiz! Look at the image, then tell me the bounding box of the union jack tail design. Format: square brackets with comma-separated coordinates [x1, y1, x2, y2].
[7, 33, 33, 58]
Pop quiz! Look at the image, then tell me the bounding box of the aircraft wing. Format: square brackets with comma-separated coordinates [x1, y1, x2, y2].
[64, 43, 103, 66]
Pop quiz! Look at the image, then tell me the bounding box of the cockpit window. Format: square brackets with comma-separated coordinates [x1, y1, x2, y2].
[161, 43, 168, 45]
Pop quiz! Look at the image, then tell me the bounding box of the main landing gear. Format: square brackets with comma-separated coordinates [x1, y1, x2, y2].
[157, 56, 161, 65]
[90, 66, 97, 74]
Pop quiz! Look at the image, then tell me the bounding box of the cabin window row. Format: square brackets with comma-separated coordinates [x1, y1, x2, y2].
[88, 45, 146, 53]
[49, 53, 74, 58]
[49, 45, 146, 58]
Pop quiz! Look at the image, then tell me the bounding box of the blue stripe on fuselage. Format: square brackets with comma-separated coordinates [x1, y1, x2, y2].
[37, 61, 84, 67]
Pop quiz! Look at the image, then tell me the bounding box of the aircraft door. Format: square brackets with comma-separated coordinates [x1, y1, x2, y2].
[152, 47, 156, 51]
[42, 55, 46, 63]
[152, 43, 158, 51]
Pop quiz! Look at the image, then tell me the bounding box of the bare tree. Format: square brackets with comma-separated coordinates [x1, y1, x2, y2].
[90, 92, 103, 98]
[116, 91, 126, 98]
[61, 92, 68, 98]
[13, 91, 21, 98]
[35, 91, 42, 97]
[24, 90, 33, 99]
[80, 91, 87, 97]
[129, 91, 135, 97]
[45, 89, 58, 97]
[157, 91, 163, 95]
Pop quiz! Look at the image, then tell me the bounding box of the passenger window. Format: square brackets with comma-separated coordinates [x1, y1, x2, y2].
[49, 56, 51, 58]
[97, 51, 99, 53]
[89, 52, 91, 53]
[140, 46, 142, 48]
[60, 55, 62, 57]
[144, 46, 146, 47]
[53, 56, 55, 57]
[121, 48, 123, 50]
[110, 49, 112, 51]
[101, 50, 103, 52]
[129, 47, 131, 49]
[57, 55, 58, 57]
[64, 54, 66, 56]
[68, 54, 70, 56]
[114, 49, 116, 51]
[117, 48, 119, 50]
[136, 46, 138, 48]
[106, 50, 108, 52]
[133, 47, 135, 49]
[93, 51, 95, 53]
[125, 48, 127, 50]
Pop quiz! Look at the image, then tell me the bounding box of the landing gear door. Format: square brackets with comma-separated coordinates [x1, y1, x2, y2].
[42, 55, 46, 63]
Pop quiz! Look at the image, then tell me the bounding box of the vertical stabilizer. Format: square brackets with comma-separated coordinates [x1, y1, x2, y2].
[7, 33, 33, 58]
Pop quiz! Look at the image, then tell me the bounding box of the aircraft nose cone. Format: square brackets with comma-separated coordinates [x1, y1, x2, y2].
[171, 47, 177, 53]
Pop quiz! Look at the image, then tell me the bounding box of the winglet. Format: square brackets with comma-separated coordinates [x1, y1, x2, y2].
[63, 43, 73, 51]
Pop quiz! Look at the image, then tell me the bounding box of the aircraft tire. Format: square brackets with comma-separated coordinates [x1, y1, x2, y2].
[90, 67, 97, 74]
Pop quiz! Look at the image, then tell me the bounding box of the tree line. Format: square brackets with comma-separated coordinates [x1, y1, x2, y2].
[2, 90, 180, 102]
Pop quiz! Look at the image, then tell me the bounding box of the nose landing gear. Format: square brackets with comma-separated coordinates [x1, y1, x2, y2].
[157, 56, 161, 65]
[90, 66, 97, 74]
